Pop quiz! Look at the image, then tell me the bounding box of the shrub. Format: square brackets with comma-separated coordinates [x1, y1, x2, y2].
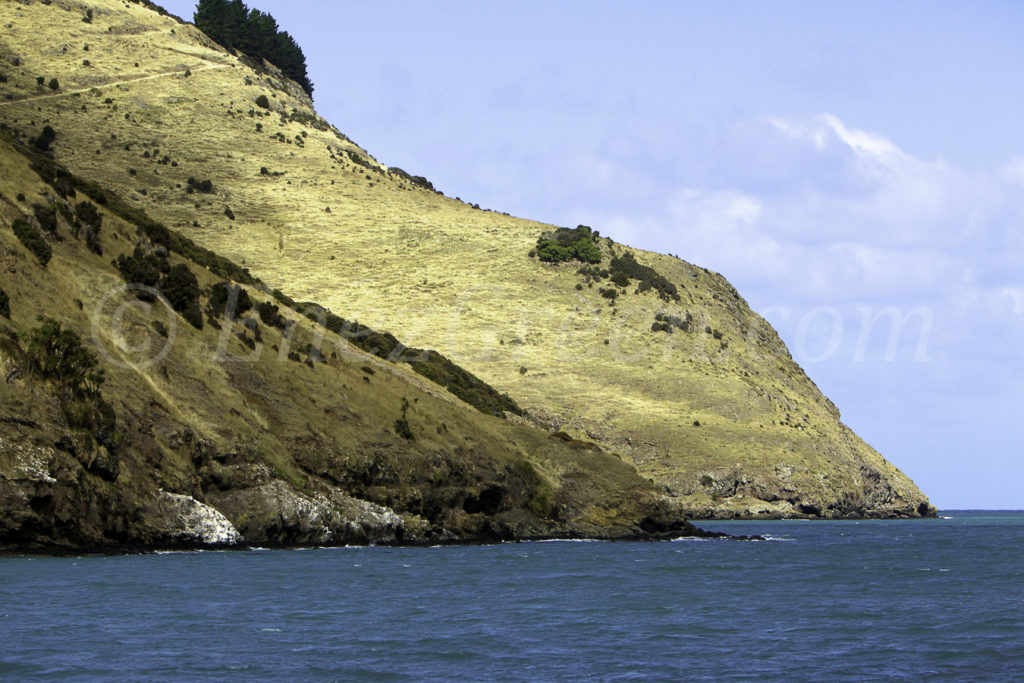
[0, 288, 9, 318]
[535, 225, 602, 264]
[224, 206, 235, 220]
[599, 287, 618, 300]
[186, 177, 214, 194]
[207, 282, 253, 320]
[608, 252, 680, 303]
[22, 317, 104, 395]
[255, 94, 270, 109]
[12, 218, 51, 266]
[256, 300, 286, 328]
[32, 203, 58, 233]
[159, 264, 203, 329]
[114, 246, 167, 298]
[48, 78, 59, 91]
[75, 201, 103, 255]
[32, 125, 57, 152]
[394, 398, 415, 440]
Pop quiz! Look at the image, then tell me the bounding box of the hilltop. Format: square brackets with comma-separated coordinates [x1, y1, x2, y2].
[0, 0, 933, 524]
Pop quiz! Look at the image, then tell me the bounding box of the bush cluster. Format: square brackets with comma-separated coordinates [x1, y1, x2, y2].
[186, 177, 214, 194]
[207, 282, 253, 321]
[31, 125, 57, 153]
[0, 287, 9, 319]
[113, 248, 201, 329]
[159, 264, 203, 329]
[115, 246, 167, 295]
[533, 225, 602, 264]
[651, 311, 693, 334]
[608, 252, 680, 303]
[256, 300, 286, 328]
[388, 166, 435, 191]
[12, 217, 52, 266]
[74, 200, 103, 255]
[22, 317, 104, 396]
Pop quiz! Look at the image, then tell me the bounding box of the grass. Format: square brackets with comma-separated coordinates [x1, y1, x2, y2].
[0, 0, 932, 519]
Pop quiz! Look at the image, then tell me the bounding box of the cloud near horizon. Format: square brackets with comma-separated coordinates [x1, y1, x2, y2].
[572, 115, 1023, 375]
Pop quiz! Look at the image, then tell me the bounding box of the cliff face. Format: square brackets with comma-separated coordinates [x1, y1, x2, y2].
[0, 0, 933, 529]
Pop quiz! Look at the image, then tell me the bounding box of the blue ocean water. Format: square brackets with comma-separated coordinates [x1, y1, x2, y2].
[1, 511, 1022, 681]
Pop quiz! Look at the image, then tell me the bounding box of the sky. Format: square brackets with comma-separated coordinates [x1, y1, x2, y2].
[159, 0, 1024, 510]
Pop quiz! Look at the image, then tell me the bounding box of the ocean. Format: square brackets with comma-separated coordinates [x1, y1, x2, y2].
[1, 511, 1022, 681]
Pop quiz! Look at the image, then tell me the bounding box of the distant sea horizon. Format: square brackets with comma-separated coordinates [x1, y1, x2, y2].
[2, 510, 1022, 680]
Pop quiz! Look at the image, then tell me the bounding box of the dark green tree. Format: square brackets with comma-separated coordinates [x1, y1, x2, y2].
[193, 0, 313, 97]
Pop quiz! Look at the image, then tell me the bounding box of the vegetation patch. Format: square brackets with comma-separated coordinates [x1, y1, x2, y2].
[22, 317, 105, 396]
[652, 312, 693, 334]
[12, 217, 52, 266]
[207, 282, 254, 321]
[532, 225, 602, 264]
[159, 264, 204, 329]
[608, 252, 680, 303]
[74, 200, 103, 255]
[0, 288, 9, 319]
[186, 177, 215, 194]
[388, 166, 435, 191]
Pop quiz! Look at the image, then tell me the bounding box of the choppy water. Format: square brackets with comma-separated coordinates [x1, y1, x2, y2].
[1, 511, 1022, 681]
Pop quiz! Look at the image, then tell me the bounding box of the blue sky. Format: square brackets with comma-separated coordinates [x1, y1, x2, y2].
[159, 1, 1024, 509]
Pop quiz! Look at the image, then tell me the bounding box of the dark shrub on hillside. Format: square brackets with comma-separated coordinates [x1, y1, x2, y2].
[22, 317, 104, 396]
[75, 201, 103, 255]
[535, 225, 602, 264]
[12, 218, 51, 266]
[31, 125, 57, 152]
[0, 288, 9, 318]
[48, 78, 60, 91]
[75, 201, 101, 228]
[159, 264, 203, 329]
[255, 94, 270, 109]
[186, 177, 214, 194]
[388, 166, 435, 191]
[599, 287, 618, 300]
[115, 247, 167, 284]
[609, 252, 680, 303]
[256, 300, 286, 328]
[610, 270, 630, 288]
[32, 203, 57, 233]
[208, 282, 253, 321]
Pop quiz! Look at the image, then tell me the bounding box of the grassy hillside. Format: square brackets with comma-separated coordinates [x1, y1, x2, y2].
[0, 0, 933, 519]
[0, 134, 707, 551]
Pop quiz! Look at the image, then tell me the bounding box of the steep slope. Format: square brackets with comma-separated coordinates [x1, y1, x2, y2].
[0, 135, 707, 551]
[0, 0, 933, 519]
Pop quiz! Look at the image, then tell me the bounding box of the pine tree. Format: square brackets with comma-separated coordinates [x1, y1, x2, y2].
[193, 0, 229, 45]
[191, 0, 314, 98]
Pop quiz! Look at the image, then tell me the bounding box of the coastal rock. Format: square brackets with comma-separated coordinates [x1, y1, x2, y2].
[150, 491, 241, 547]
[206, 480, 406, 547]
